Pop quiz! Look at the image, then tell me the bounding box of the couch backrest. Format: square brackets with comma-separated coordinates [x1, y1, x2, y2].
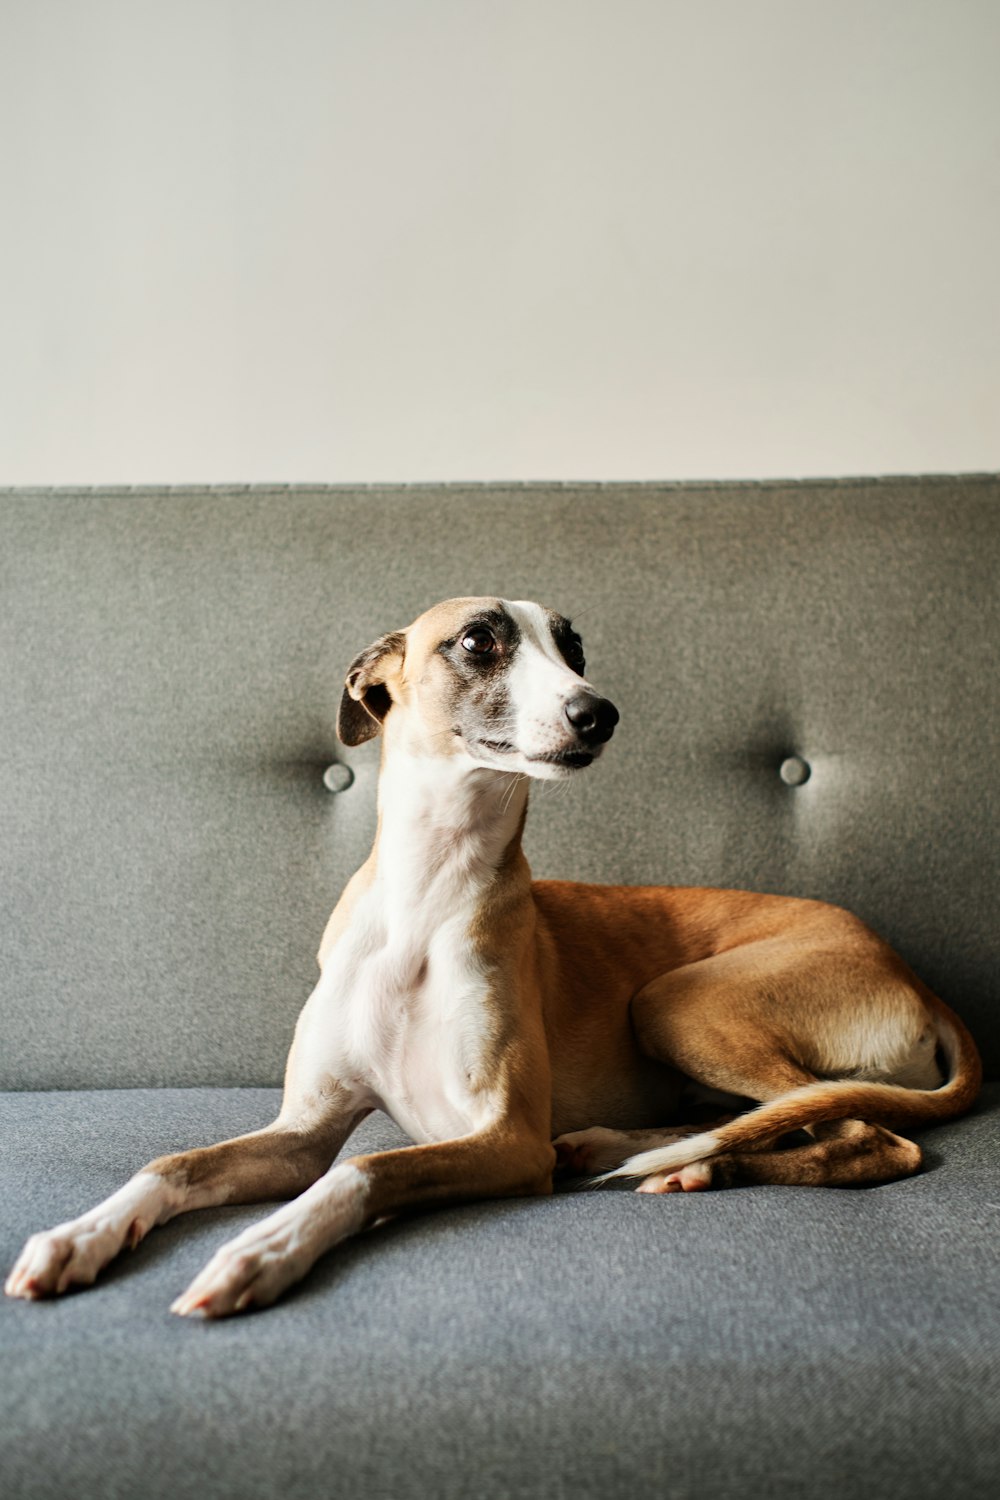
[2, 478, 998, 1088]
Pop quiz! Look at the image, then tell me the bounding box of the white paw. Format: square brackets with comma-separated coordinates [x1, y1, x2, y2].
[171, 1163, 368, 1319]
[5, 1174, 170, 1301]
[635, 1159, 714, 1194]
[171, 1221, 312, 1319]
[5, 1215, 143, 1299]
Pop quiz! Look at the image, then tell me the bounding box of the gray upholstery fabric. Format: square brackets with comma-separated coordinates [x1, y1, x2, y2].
[1, 478, 998, 1088]
[2, 1086, 999, 1500]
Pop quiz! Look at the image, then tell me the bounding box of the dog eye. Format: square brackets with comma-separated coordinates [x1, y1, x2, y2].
[462, 627, 496, 656]
[566, 637, 586, 672]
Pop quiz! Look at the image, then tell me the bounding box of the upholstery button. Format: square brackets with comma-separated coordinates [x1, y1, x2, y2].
[322, 763, 354, 793]
[779, 755, 811, 787]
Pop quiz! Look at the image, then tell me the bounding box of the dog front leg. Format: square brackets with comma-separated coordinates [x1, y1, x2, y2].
[171, 1125, 555, 1318]
[5, 1096, 366, 1301]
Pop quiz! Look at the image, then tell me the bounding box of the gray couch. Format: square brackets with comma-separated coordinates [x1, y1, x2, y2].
[2, 478, 998, 1500]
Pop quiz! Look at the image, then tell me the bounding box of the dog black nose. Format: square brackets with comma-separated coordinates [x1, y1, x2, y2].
[564, 693, 620, 745]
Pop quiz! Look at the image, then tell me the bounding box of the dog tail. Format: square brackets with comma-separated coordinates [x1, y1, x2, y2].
[598, 1002, 981, 1184]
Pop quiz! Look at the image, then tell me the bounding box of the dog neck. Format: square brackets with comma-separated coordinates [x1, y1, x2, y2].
[371, 746, 530, 930]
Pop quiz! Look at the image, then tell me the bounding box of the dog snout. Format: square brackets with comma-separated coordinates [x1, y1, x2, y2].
[564, 693, 619, 746]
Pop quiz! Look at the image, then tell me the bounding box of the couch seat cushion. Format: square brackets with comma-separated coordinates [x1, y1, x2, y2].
[2, 1085, 999, 1500]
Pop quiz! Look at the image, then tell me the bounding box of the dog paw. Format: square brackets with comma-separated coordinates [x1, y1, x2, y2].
[553, 1127, 635, 1175]
[635, 1159, 714, 1194]
[171, 1223, 310, 1319]
[5, 1230, 75, 1298]
[6, 1174, 171, 1302]
[5, 1219, 137, 1299]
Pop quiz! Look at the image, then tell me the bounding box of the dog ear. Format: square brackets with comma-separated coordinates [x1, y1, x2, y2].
[337, 631, 406, 746]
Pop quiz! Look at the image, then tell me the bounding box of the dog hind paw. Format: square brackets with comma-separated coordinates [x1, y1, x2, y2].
[635, 1159, 714, 1194]
[553, 1127, 635, 1175]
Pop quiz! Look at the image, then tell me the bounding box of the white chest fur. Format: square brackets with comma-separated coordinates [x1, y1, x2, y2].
[287, 752, 528, 1144]
[339, 911, 495, 1141]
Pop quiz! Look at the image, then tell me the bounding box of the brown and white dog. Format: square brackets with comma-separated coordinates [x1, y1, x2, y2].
[5, 596, 982, 1317]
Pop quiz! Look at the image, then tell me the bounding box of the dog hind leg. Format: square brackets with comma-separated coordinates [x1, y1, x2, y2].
[635, 1119, 923, 1193]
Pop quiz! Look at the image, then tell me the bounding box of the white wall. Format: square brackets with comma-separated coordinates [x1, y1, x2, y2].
[2, 0, 998, 486]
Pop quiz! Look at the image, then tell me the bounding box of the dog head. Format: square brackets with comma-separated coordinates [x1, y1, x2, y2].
[338, 597, 618, 779]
